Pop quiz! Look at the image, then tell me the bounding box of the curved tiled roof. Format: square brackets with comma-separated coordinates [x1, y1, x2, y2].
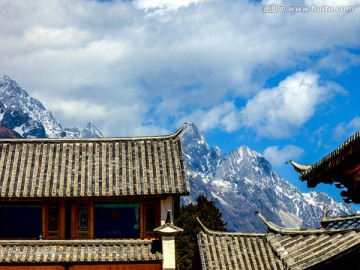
[196, 213, 360, 270]
[197, 231, 284, 270]
[292, 131, 360, 180]
[258, 212, 360, 269]
[0, 125, 189, 198]
[289, 131, 360, 202]
[0, 239, 162, 264]
[321, 212, 360, 230]
[196, 218, 283, 270]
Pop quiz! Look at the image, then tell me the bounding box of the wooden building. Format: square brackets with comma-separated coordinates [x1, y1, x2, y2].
[193, 212, 360, 270]
[0, 125, 189, 270]
[289, 131, 360, 203]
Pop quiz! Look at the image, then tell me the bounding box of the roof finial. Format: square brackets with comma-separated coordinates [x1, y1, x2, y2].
[286, 160, 311, 173]
[166, 210, 172, 224]
[322, 206, 329, 219]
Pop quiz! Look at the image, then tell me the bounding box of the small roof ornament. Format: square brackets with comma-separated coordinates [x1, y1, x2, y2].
[153, 210, 183, 237]
[286, 160, 311, 173]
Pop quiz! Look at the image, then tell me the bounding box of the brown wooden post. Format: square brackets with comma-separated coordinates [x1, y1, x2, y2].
[71, 201, 76, 239]
[89, 201, 94, 238]
[42, 201, 46, 239]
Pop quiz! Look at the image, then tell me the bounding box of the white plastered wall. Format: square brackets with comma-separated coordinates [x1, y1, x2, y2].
[160, 196, 174, 224]
[159, 196, 176, 270]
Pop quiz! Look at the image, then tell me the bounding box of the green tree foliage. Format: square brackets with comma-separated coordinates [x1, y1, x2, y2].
[175, 195, 227, 270]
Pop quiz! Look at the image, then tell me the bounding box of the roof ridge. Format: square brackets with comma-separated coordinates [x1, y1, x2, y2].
[196, 217, 265, 236]
[322, 212, 360, 223]
[256, 212, 357, 234]
[0, 123, 187, 143]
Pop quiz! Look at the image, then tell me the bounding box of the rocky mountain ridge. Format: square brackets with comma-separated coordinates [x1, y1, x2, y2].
[181, 123, 355, 232]
[0, 75, 102, 138]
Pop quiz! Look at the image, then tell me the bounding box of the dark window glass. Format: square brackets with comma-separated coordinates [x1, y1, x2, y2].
[145, 204, 156, 232]
[94, 203, 139, 238]
[0, 202, 42, 238]
[78, 207, 89, 232]
[48, 207, 59, 232]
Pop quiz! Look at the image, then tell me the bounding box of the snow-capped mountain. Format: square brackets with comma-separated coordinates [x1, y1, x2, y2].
[0, 75, 102, 138]
[181, 123, 356, 232]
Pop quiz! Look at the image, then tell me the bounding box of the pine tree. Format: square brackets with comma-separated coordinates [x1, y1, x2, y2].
[175, 195, 227, 270]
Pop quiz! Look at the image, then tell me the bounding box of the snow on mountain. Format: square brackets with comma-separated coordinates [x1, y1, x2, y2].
[181, 123, 356, 232]
[0, 75, 102, 138]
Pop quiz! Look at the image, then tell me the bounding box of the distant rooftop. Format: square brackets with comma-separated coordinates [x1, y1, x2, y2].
[195, 212, 360, 270]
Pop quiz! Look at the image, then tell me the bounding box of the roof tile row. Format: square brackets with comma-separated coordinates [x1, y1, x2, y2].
[0, 240, 162, 264]
[0, 126, 189, 198]
[197, 213, 360, 270]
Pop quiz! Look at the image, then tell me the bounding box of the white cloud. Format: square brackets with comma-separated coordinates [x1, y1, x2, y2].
[317, 50, 360, 74]
[134, 0, 202, 12]
[333, 117, 360, 139]
[44, 99, 108, 123]
[0, 0, 359, 136]
[180, 102, 238, 132]
[263, 145, 304, 167]
[23, 26, 90, 49]
[239, 72, 343, 138]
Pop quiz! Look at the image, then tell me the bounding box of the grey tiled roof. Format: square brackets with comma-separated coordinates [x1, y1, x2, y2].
[196, 218, 284, 270]
[321, 212, 360, 230]
[197, 213, 360, 270]
[0, 239, 162, 264]
[0, 125, 189, 198]
[260, 212, 360, 269]
[267, 231, 360, 270]
[197, 231, 284, 270]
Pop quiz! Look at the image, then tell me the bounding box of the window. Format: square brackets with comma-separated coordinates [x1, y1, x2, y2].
[46, 202, 60, 238]
[0, 202, 42, 238]
[94, 203, 140, 238]
[0, 200, 160, 240]
[44, 201, 65, 239]
[73, 202, 92, 238]
[144, 202, 159, 237]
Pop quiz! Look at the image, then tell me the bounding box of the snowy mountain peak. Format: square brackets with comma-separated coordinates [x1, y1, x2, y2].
[64, 122, 103, 138]
[0, 75, 102, 138]
[182, 123, 224, 175]
[228, 146, 263, 165]
[182, 123, 355, 232]
[1, 75, 20, 90]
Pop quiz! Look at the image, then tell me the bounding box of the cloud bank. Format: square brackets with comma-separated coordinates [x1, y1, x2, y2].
[0, 0, 359, 137]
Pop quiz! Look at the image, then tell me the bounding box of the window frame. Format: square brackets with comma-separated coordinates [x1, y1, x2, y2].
[43, 201, 65, 239]
[143, 201, 160, 238]
[93, 201, 141, 239]
[71, 201, 94, 239]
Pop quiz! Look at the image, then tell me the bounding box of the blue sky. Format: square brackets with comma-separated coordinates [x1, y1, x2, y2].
[0, 0, 359, 207]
